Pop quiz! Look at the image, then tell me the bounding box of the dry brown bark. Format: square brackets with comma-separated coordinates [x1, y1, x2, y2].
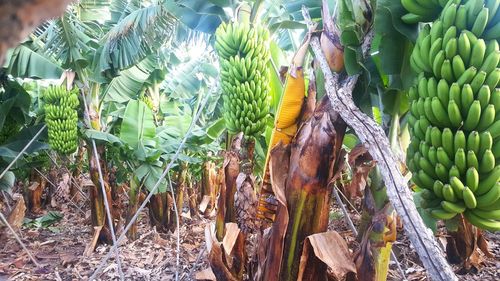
[281, 97, 347, 280]
[257, 96, 347, 281]
[186, 175, 198, 218]
[70, 142, 85, 202]
[446, 216, 492, 272]
[0, 0, 72, 64]
[216, 134, 242, 241]
[26, 170, 46, 214]
[175, 164, 188, 226]
[126, 177, 140, 240]
[148, 192, 174, 232]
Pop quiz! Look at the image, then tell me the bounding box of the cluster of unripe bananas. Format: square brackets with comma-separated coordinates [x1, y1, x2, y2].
[44, 85, 79, 154]
[405, 0, 500, 231]
[215, 21, 271, 137]
[139, 93, 154, 111]
[0, 117, 20, 144]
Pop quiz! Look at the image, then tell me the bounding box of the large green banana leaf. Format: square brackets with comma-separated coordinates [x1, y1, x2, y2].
[120, 99, 156, 149]
[3, 44, 63, 79]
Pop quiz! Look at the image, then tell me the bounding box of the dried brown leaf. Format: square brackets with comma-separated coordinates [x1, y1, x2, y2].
[297, 231, 356, 281]
[195, 268, 216, 280]
[7, 194, 26, 229]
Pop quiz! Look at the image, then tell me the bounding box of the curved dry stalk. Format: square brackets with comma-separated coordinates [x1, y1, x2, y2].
[301, 6, 456, 281]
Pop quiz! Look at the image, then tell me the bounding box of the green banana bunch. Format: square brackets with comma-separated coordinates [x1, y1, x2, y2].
[0, 116, 20, 144]
[215, 21, 271, 137]
[407, 0, 500, 232]
[139, 93, 154, 111]
[44, 85, 80, 154]
[401, 0, 449, 24]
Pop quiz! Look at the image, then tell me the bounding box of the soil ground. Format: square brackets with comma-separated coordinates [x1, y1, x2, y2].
[0, 189, 499, 280]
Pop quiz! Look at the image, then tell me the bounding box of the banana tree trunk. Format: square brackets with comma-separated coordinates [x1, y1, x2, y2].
[26, 170, 46, 214]
[446, 216, 492, 270]
[70, 141, 85, 202]
[355, 168, 396, 281]
[216, 134, 242, 241]
[201, 161, 217, 216]
[149, 192, 173, 232]
[186, 175, 198, 218]
[260, 97, 346, 281]
[174, 163, 188, 227]
[126, 176, 140, 240]
[87, 142, 114, 244]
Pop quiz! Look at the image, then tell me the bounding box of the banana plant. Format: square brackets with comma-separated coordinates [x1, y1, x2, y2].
[1, 0, 182, 244]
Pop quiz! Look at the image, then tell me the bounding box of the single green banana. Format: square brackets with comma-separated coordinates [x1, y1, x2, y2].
[480, 50, 500, 74]
[455, 148, 467, 174]
[430, 126, 442, 147]
[437, 147, 453, 168]
[470, 71, 487, 93]
[455, 4, 468, 30]
[467, 150, 480, 170]
[477, 86, 491, 110]
[442, 184, 458, 202]
[471, 7, 489, 36]
[470, 39, 486, 69]
[433, 50, 446, 78]
[437, 79, 450, 105]
[427, 77, 438, 98]
[450, 176, 466, 198]
[430, 20, 444, 43]
[466, 167, 480, 192]
[402, 13, 428, 24]
[479, 149, 496, 173]
[442, 201, 466, 213]
[441, 59, 455, 82]
[442, 128, 454, 157]
[436, 163, 449, 182]
[431, 208, 459, 220]
[456, 66, 477, 86]
[452, 55, 466, 78]
[485, 68, 500, 91]
[464, 210, 500, 232]
[431, 97, 452, 127]
[463, 101, 482, 131]
[476, 166, 500, 195]
[463, 186, 478, 209]
[477, 104, 496, 131]
[461, 84, 474, 116]
[479, 131, 493, 157]
[476, 182, 500, 208]
[458, 32, 472, 64]
[484, 20, 500, 40]
[443, 3, 458, 29]
[448, 100, 463, 128]
[467, 131, 480, 154]
[454, 130, 466, 151]
[428, 147, 438, 166]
